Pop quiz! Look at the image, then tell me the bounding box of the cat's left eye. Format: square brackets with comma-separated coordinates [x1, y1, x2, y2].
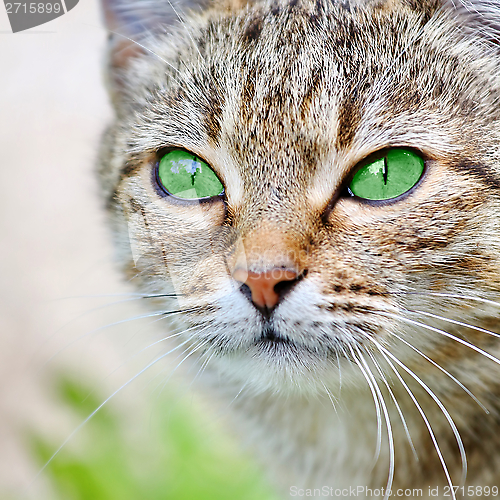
[156, 149, 224, 200]
[348, 148, 424, 201]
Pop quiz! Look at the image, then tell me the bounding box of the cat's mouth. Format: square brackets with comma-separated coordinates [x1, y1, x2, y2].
[257, 325, 294, 346]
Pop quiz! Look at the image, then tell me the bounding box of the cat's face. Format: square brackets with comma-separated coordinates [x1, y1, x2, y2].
[100, 0, 500, 395]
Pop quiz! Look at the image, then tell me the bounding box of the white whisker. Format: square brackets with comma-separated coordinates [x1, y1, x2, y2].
[403, 291, 500, 309]
[376, 341, 467, 490]
[81, 320, 200, 405]
[224, 382, 249, 412]
[159, 337, 212, 393]
[372, 345, 458, 500]
[349, 345, 383, 466]
[381, 311, 500, 368]
[166, 0, 206, 64]
[108, 28, 181, 75]
[53, 292, 179, 301]
[408, 309, 500, 340]
[148, 327, 211, 392]
[103, 323, 202, 383]
[335, 349, 343, 393]
[33, 336, 195, 483]
[82, 21, 182, 85]
[390, 331, 489, 414]
[42, 308, 197, 368]
[365, 349, 419, 462]
[190, 347, 216, 386]
[321, 381, 339, 414]
[357, 348, 395, 500]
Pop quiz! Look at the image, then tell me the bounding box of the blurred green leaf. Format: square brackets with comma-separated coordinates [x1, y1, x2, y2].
[29, 375, 279, 500]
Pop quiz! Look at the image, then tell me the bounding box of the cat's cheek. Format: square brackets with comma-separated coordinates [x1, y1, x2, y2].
[115, 172, 228, 293]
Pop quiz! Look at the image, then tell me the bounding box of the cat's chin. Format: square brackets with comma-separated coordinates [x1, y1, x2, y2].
[212, 350, 329, 396]
[205, 329, 366, 396]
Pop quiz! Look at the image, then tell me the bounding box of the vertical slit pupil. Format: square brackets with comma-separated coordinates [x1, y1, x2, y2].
[190, 156, 198, 186]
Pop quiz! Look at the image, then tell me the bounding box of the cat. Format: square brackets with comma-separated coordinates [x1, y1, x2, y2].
[98, 0, 500, 498]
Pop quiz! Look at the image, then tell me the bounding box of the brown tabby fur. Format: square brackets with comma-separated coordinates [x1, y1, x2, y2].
[99, 0, 500, 497]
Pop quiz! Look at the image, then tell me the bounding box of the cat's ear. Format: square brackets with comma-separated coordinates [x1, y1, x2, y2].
[101, 0, 205, 90]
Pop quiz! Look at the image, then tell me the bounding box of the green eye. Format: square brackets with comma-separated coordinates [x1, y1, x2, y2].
[157, 150, 224, 200]
[348, 148, 424, 201]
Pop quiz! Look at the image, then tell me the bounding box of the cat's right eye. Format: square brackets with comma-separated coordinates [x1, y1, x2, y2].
[156, 149, 224, 200]
[347, 148, 424, 201]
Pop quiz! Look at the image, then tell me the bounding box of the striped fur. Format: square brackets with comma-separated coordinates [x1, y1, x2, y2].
[99, 0, 500, 497]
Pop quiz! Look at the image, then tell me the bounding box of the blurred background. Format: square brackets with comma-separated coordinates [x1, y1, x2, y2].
[0, 2, 278, 498]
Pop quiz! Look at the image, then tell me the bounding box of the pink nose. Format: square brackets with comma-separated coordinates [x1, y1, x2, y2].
[233, 269, 299, 310]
